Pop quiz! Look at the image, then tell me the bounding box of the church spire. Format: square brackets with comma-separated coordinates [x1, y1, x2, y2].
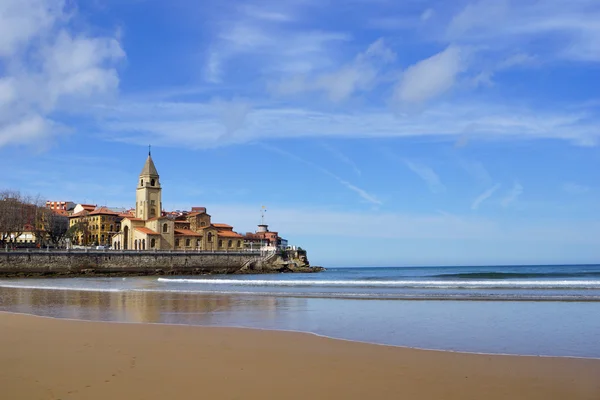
[140, 152, 159, 177]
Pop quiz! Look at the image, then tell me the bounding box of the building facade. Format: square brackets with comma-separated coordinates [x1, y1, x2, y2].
[111, 153, 245, 251]
[68, 207, 121, 246]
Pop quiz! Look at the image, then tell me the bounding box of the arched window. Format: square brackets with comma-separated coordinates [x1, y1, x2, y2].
[134, 240, 138, 250]
[142, 239, 146, 250]
[196, 239, 201, 247]
[163, 223, 168, 233]
[151, 238, 156, 248]
[150, 208, 156, 217]
[237, 240, 241, 248]
[151, 179, 155, 186]
[110, 224, 113, 231]
[227, 240, 232, 248]
[218, 240, 223, 248]
[140, 179, 143, 186]
[185, 238, 190, 247]
[175, 238, 180, 247]
[200, 221, 206, 227]
[207, 233, 213, 242]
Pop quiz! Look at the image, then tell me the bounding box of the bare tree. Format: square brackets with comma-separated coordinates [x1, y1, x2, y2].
[45, 211, 69, 247]
[0, 190, 35, 247]
[33, 207, 69, 248]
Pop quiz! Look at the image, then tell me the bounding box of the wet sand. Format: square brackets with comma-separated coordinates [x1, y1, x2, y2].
[1, 312, 599, 400]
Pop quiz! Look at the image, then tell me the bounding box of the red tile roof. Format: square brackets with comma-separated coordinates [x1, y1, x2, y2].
[174, 229, 202, 236]
[89, 207, 120, 216]
[68, 210, 88, 218]
[213, 223, 233, 228]
[134, 227, 160, 235]
[187, 211, 211, 217]
[217, 231, 243, 238]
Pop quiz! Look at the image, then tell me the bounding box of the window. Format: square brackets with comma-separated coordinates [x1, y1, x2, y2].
[237, 240, 241, 248]
[110, 224, 113, 231]
[101, 216, 105, 222]
[151, 200, 155, 206]
[151, 179, 155, 186]
[175, 238, 180, 247]
[151, 238, 156, 248]
[196, 239, 200, 247]
[218, 240, 223, 248]
[200, 221, 206, 227]
[140, 179, 143, 186]
[150, 208, 156, 217]
[207, 233, 213, 242]
[185, 238, 190, 247]
[228, 240, 232, 248]
[101, 225, 105, 230]
[163, 223, 168, 233]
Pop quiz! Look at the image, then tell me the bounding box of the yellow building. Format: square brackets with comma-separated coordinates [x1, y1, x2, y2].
[69, 207, 120, 246]
[111, 151, 244, 251]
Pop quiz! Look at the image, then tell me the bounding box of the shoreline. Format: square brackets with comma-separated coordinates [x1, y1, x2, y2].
[2, 310, 600, 361]
[3, 281, 600, 302]
[1, 312, 599, 399]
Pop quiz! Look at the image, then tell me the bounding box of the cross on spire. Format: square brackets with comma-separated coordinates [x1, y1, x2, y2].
[148, 144, 151, 156]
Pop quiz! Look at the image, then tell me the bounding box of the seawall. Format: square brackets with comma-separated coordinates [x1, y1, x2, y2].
[0, 250, 323, 277]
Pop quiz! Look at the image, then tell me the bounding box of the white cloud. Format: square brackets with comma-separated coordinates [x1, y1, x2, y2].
[501, 182, 523, 207]
[421, 8, 434, 22]
[471, 184, 501, 210]
[204, 51, 222, 83]
[0, 0, 62, 57]
[98, 98, 600, 148]
[446, 0, 510, 40]
[404, 160, 445, 193]
[394, 46, 466, 105]
[446, 0, 600, 62]
[261, 144, 381, 205]
[319, 143, 361, 176]
[459, 159, 492, 185]
[272, 38, 395, 102]
[0, 0, 124, 149]
[205, 3, 350, 82]
[563, 182, 591, 194]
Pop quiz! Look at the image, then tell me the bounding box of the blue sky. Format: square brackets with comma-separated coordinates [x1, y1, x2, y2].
[1, 0, 599, 267]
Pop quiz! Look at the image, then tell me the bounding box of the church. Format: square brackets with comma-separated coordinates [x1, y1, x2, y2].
[111, 152, 244, 251]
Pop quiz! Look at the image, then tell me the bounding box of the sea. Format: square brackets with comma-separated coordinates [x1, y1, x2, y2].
[1, 264, 599, 358]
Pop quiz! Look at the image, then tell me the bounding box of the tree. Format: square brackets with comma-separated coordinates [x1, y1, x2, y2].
[0, 190, 36, 247]
[66, 219, 90, 246]
[39, 208, 69, 247]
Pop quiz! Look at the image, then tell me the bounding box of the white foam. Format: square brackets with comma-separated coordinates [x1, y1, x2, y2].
[156, 278, 600, 289]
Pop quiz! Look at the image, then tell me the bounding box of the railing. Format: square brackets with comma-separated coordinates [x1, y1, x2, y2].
[0, 247, 268, 256]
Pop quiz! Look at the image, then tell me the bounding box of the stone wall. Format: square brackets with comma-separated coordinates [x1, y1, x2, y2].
[0, 251, 263, 277]
[0, 250, 324, 277]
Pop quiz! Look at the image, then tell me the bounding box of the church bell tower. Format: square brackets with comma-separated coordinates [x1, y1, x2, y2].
[136, 147, 162, 220]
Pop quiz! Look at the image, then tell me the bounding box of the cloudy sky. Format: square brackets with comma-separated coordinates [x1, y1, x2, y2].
[1, 0, 599, 266]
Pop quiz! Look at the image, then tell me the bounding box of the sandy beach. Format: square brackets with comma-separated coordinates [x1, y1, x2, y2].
[0, 312, 599, 399]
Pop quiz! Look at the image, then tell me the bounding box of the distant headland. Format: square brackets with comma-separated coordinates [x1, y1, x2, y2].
[0, 151, 323, 277]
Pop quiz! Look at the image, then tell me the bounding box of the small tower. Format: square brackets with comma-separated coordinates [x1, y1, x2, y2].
[136, 147, 162, 220]
[257, 205, 268, 232]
